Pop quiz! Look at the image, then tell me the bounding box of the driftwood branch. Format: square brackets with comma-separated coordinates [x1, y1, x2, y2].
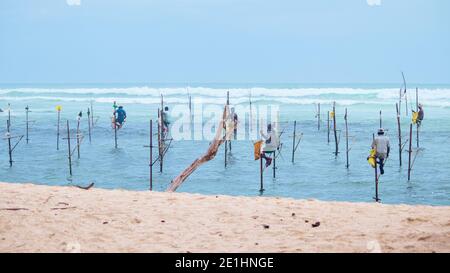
[166, 105, 233, 192]
[74, 182, 95, 190]
[0, 208, 29, 211]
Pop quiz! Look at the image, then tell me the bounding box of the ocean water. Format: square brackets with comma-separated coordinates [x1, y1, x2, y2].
[0, 83, 449, 206]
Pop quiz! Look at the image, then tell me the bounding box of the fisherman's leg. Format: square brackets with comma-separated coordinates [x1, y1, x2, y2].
[163, 122, 170, 132]
[379, 157, 385, 175]
[260, 152, 272, 167]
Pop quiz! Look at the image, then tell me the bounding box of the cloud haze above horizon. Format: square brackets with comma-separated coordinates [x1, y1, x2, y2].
[0, 0, 449, 84]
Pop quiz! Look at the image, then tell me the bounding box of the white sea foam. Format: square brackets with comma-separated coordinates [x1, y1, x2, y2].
[1, 87, 450, 107]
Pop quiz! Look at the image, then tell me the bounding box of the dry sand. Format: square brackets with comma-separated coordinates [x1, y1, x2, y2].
[0, 182, 449, 253]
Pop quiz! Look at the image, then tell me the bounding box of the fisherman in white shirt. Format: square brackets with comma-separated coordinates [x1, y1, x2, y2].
[259, 124, 279, 167]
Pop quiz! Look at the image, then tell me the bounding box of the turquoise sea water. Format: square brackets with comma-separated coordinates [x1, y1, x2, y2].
[0, 83, 449, 205]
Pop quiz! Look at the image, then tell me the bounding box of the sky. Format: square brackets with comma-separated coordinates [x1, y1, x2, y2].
[0, 0, 449, 84]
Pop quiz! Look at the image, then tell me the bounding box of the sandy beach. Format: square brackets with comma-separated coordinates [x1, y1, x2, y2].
[0, 182, 449, 253]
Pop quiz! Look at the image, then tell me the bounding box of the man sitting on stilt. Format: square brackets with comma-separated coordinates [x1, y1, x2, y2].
[260, 124, 279, 167]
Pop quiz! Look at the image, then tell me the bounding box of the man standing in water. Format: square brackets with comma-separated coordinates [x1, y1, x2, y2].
[371, 128, 390, 175]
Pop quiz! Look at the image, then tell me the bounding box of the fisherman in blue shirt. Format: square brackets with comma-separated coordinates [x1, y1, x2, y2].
[114, 105, 127, 129]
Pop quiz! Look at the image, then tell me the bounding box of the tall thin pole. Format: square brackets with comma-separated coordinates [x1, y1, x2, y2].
[416, 87, 419, 148]
[87, 108, 92, 143]
[150, 119, 153, 191]
[345, 108, 349, 169]
[292, 120, 296, 163]
[56, 107, 61, 150]
[327, 111, 330, 144]
[114, 117, 118, 149]
[25, 106, 29, 144]
[379, 110, 382, 129]
[249, 91, 253, 134]
[225, 91, 230, 167]
[402, 72, 408, 116]
[374, 158, 379, 202]
[90, 100, 94, 128]
[333, 102, 338, 156]
[76, 112, 81, 159]
[405, 91, 408, 117]
[67, 120, 72, 176]
[317, 103, 321, 131]
[396, 103, 402, 166]
[408, 123, 413, 181]
[273, 152, 276, 178]
[160, 95, 164, 173]
[158, 108, 163, 173]
[224, 123, 228, 168]
[7, 105, 12, 167]
[7, 120, 12, 167]
[259, 157, 264, 192]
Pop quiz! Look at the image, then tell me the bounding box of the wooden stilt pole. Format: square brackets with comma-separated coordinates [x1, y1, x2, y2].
[332, 102, 338, 156]
[158, 108, 163, 173]
[25, 106, 29, 144]
[345, 108, 349, 169]
[160, 95, 164, 173]
[408, 123, 413, 181]
[114, 116, 118, 149]
[292, 120, 296, 163]
[405, 91, 408, 117]
[6, 105, 14, 167]
[224, 123, 228, 168]
[7, 120, 12, 167]
[249, 91, 253, 134]
[374, 158, 379, 202]
[76, 112, 81, 159]
[90, 100, 94, 128]
[379, 110, 382, 129]
[396, 103, 402, 166]
[402, 72, 408, 116]
[227, 92, 231, 152]
[150, 119, 153, 191]
[87, 108, 92, 143]
[56, 107, 61, 150]
[260, 157, 264, 192]
[317, 103, 321, 131]
[327, 110, 330, 144]
[224, 91, 230, 166]
[66, 120, 73, 176]
[273, 152, 276, 178]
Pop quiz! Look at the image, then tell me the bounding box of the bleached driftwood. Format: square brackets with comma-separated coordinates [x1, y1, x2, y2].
[166, 105, 233, 192]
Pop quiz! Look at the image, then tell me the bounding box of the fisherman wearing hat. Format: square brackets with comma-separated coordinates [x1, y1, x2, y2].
[371, 128, 390, 175]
